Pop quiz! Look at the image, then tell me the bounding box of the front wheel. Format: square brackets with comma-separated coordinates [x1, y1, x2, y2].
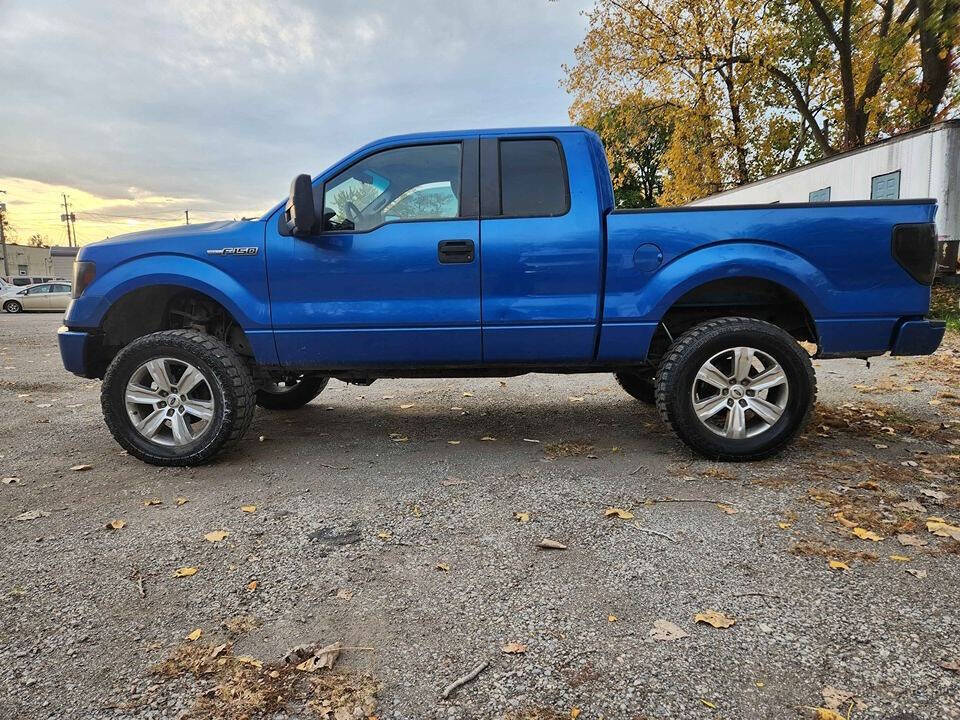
[256, 375, 328, 410]
[101, 329, 256, 466]
[4, 300, 22, 313]
[655, 317, 816, 461]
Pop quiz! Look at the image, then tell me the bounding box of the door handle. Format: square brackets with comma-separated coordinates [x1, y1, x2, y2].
[438, 239, 475, 264]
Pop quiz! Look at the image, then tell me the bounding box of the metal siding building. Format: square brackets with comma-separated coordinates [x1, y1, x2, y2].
[688, 120, 960, 273]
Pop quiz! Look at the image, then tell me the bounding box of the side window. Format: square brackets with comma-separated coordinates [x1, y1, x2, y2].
[808, 187, 831, 202]
[52, 284, 71, 293]
[499, 139, 568, 217]
[26, 284, 50, 295]
[871, 171, 900, 200]
[322, 143, 461, 232]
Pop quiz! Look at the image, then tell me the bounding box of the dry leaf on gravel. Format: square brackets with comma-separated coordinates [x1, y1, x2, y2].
[173, 567, 198, 577]
[570, 709, 581, 719]
[649, 619, 689, 641]
[235, 655, 263, 668]
[894, 499, 926, 513]
[70, 464, 92, 472]
[897, 533, 928, 547]
[820, 686, 853, 710]
[481, 436, 496, 441]
[852, 527, 882, 542]
[185, 628, 202, 642]
[607, 614, 617, 622]
[247, 580, 258, 592]
[833, 512, 857, 529]
[15, 510, 49, 521]
[889, 555, 911, 562]
[175, 497, 189, 506]
[105, 519, 126, 530]
[604, 507, 634, 520]
[537, 538, 567, 550]
[807, 707, 847, 720]
[694, 610, 735, 628]
[436, 563, 450, 572]
[389, 433, 408, 442]
[144, 498, 162, 507]
[399, 403, 415, 409]
[828, 560, 849, 571]
[241, 505, 257, 513]
[501, 642, 527, 654]
[926, 519, 960, 540]
[514, 511, 530, 523]
[204, 530, 229, 542]
[920, 488, 948, 502]
[2, 477, 21, 485]
[906, 568, 928, 579]
[296, 642, 342, 672]
[717, 503, 738, 514]
[941, 659, 960, 673]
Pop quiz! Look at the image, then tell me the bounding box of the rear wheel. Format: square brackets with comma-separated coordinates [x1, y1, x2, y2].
[4, 300, 22, 313]
[615, 369, 656, 404]
[256, 375, 328, 410]
[655, 317, 815, 461]
[101, 329, 255, 466]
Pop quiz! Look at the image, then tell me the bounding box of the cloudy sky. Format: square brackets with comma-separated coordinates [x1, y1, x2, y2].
[0, 0, 592, 246]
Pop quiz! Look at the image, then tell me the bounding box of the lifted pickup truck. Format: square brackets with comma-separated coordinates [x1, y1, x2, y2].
[59, 127, 945, 466]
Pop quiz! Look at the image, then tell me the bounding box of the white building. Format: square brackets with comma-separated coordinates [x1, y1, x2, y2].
[689, 120, 959, 274]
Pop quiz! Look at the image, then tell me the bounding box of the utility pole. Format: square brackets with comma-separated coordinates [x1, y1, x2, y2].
[61, 194, 74, 247]
[0, 189, 9, 277]
[185, 209, 190, 225]
[70, 211, 78, 246]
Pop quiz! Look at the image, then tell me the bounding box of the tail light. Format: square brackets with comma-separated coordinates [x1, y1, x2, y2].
[891, 223, 937, 285]
[72, 261, 96, 298]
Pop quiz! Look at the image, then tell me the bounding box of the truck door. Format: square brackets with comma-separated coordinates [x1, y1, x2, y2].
[479, 133, 603, 363]
[266, 138, 482, 368]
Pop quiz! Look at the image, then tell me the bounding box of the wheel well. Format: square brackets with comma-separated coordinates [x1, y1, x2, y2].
[93, 286, 253, 377]
[649, 278, 817, 362]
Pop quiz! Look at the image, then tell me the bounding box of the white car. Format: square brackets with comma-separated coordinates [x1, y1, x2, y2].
[1, 282, 72, 313]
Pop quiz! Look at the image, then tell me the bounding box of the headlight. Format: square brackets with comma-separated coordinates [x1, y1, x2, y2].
[72, 261, 96, 299]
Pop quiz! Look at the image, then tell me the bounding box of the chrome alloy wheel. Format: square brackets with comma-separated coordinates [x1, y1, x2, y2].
[690, 346, 789, 439]
[125, 357, 216, 447]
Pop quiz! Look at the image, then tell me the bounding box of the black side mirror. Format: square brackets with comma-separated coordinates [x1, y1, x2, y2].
[283, 174, 316, 236]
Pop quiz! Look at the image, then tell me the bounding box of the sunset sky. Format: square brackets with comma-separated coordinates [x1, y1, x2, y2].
[0, 0, 590, 247]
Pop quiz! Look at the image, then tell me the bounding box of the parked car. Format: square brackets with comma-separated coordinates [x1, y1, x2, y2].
[3, 282, 72, 313]
[58, 126, 945, 466]
[2, 275, 59, 287]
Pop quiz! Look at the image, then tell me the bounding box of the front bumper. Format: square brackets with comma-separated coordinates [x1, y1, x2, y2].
[890, 319, 946, 356]
[58, 326, 95, 377]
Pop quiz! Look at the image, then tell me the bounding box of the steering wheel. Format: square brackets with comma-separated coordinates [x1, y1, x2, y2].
[344, 201, 361, 222]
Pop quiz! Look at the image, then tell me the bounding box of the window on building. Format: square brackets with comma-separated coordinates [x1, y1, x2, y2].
[808, 187, 831, 203]
[499, 139, 569, 217]
[322, 143, 462, 232]
[871, 170, 901, 200]
[17, 265, 28, 276]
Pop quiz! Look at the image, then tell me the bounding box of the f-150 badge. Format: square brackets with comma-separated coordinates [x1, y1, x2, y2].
[206, 247, 259, 256]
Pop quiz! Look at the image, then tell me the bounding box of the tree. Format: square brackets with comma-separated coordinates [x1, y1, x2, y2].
[28, 233, 48, 248]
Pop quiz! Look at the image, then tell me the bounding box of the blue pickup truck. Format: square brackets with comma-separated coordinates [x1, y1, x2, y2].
[58, 127, 945, 466]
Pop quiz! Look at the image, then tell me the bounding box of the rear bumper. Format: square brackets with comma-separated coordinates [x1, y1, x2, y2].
[58, 326, 95, 377]
[891, 319, 946, 356]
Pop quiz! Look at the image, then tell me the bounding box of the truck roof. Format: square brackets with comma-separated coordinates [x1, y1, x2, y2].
[367, 126, 589, 146]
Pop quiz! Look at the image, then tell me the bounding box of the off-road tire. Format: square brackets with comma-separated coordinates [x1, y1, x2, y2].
[654, 317, 816, 461]
[615, 370, 656, 404]
[4, 300, 22, 313]
[256, 376, 328, 410]
[101, 329, 256, 466]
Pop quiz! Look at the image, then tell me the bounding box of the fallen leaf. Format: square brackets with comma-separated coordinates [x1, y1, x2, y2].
[522, 438, 540, 443]
[501, 642, 527, 654]
[15, 510, 49, 521]
[920, 488, 948, 502]
[808, 707, 846, 720]
[888, 554, 911, 562]
[480, 436, 496, 441]
[717, 503, 738, 514]
[828, 560, 849, 571]
[926, 519, 960, 540]
[399, 403, 415, 409]
[941, 659, 960, 673]
[777, 522, 792, 530]
[105, 519, 126, 530]
[537, 538, 567, 550]
[143, 498, 162, 507]
[377, 531, 392, 540]
[462, 391, 474, 397]
[389, 433, 408, 442]
[211, 643, 230, 659]
[447, 440, 461, 445]
[204, 530, 229, 542]
[570, 710, 581, 720]
[568, 396, 584, 402]
[296, 642, 341, 672]
[246, 580, 258, 592]
[607, 614, 618, 622]
[874, 443, 888, 449]
[514, 511, 530, 523]
[852, 527, 882, 542]
[700, 699, 717, 709]
[604, 507, 634, 520]
[649, 619, 689, 641]
[240, 505, 256, 513]
[436, 562, 451, 571]
[2, 477, 21, 485]
[70, 464, 92, 472]
[335, 588, 353, 600]
[833, 512, 857, 529]
[235, 655, 263, 668]
[906, 568, 928, 579]
[175, 497, 189, 506]
[173, 567, 198, 577]
[894, 499, 926, 513]
[185, 628, 202, 642]
[694, 610, 735, 629]
[897, 533, 927, 547]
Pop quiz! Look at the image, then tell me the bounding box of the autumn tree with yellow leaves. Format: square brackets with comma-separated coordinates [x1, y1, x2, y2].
[565, 0, 959, 204]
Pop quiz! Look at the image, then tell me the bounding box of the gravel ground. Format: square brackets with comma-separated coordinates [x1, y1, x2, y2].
[1, 312, 959, 720]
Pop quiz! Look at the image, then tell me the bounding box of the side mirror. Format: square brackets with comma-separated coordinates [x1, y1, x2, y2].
[283, 174, 316, 236]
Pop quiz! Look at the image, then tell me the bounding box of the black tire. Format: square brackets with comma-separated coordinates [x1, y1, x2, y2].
[654, 317, 816, 461]
[4, 300, 22, 313]
[101, 329, 256, 466]
[615, 369, 656, 404]
[256, 375, 328, 410]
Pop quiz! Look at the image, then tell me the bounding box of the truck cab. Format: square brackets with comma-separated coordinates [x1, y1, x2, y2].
[59, 127, 945, 466]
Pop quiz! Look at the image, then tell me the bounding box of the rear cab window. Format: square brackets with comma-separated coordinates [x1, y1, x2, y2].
[499, 139, 569, 217]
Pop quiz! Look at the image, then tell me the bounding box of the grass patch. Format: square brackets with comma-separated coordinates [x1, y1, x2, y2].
[931, 282, 960, 333]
